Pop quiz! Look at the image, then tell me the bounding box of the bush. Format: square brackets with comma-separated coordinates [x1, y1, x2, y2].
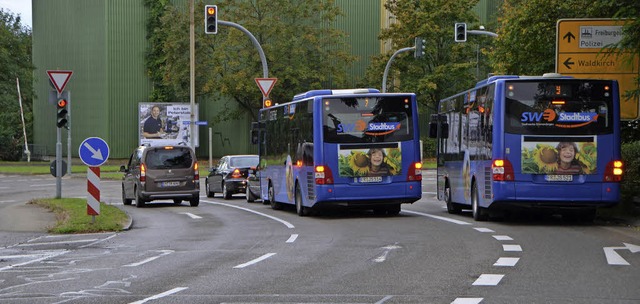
[621, 140, 640, 203]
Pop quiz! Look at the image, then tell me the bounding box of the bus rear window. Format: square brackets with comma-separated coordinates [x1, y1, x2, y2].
[323, 96, 414, 143]
[504, 80, 614, 135]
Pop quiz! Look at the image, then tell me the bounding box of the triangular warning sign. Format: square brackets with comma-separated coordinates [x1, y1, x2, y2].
[255, 78, 277, 97]
[47, 70, 73, 95]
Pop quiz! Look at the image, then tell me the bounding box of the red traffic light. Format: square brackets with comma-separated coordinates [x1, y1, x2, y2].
[57, 99, 67, 108]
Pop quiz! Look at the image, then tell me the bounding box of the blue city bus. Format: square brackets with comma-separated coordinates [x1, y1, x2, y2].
[428, 74, 623, 221]
[253, 89, 422, 216]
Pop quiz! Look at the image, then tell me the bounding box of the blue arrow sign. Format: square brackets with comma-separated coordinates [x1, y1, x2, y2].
[79, 137, 110, 167]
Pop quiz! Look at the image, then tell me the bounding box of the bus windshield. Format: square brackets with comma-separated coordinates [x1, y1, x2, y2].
[504, 80, 614, 135]
[323, 96, 414, 143]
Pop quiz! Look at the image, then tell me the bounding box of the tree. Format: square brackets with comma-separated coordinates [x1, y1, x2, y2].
[148, 0, 355, 122]
[361, 0, 481, 111]
[0, 10, 34, 161]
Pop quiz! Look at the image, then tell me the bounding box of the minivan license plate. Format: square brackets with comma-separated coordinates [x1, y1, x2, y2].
[161, 181, 181, 187]
[545, 175, 572, 182]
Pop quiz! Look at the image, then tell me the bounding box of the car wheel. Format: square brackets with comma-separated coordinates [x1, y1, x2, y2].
[269, 182, 282, 210]
[246, 185, 255, 203]
[135, 186, 146, 208]
[205, 178, 214, 197]
[190, 196, 199, 207]
[122, 185, 132, 206]
[445, 183, 461, 214]
[173, 199, 182, 205]
[471, 182, 488, 221]
[223, 183, 232, 200]
[295, 183, 309, 216]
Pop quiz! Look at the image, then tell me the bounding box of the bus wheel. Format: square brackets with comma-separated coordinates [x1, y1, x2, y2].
[445, 183, 461, 214]
[295, 184, 309, 216]
[269, 183, 282, 210]
[471, 182, 488, 221]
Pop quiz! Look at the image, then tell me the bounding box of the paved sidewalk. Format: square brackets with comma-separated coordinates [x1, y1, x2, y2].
[0, 202, 56, 232]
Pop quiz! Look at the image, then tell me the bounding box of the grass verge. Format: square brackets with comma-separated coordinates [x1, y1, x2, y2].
[30, 198, 129, 233]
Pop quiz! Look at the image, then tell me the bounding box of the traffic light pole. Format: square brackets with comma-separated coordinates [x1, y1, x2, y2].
[56, 92, 62, 199]
[382, 47, 415, 93]
[67, 92, 72, 177]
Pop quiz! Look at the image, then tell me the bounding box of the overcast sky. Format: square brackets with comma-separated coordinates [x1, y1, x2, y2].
[0, 0, 32, 28]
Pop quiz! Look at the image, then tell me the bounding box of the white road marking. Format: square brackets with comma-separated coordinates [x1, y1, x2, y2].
[233, 253, 276, 269]
[503, 244, 522, 252]
[0, 199, 16, 203]
[603, 243, 640, 266]
[494, 257, 520, 267]
[206, 200, 295, 228]
[472, 274, 504, 286]
[373, 244, 402, 263]
[182, 212, 202, 219]
[18, 239, 99, 246]
[375, 295, 394, 304]
[451, 298, 483, 304]
[30, 183, 55, 187]
[286, 234, 298, 243]
[402, 210, 471, 225]
[129, 287, 188, 304]
[474, 227, 494, 233]
[124, 250, 174, 267]
[0, 250, 68, 271]
[492, 235, 513, 241]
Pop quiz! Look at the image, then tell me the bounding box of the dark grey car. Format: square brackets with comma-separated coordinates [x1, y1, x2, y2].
[205, 155, 258, 200]
[121, 145, 200, 208]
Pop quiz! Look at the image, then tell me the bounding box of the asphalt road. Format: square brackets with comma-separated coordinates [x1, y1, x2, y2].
[0, 172, 639, 303]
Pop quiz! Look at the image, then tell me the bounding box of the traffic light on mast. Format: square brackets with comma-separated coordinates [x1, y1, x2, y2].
[56, 98, 68, 129]
[205, 5, 218, 34]
[263, 98, 273, 108]
[455, 23, 467, 42]
[414, 37, 426, 58]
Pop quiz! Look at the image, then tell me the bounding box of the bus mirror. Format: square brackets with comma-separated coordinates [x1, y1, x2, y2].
[250, 129, 259, 145]
[428, 114, 448, 139]
[429, 121, 438, 138]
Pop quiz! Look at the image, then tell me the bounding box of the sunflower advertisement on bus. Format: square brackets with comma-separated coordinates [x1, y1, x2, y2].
[521, 136, 597, 175]
[338, 144, 401, 178]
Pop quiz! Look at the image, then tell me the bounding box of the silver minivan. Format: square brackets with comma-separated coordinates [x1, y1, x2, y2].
[121, 145, 200, 207]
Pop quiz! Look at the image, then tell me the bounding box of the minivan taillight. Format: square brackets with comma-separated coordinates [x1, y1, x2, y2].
[140, 163, 146, 183]
[604, 160, 623, 182]
[492, 159, 514, 181]
[194, 162, 199, 180]
[407, 162, 423, 181]
[315, 165, 334, 185]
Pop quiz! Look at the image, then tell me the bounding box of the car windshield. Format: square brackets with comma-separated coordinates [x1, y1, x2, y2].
[145, 148, 193, 169]
[230, 156, 259, 168]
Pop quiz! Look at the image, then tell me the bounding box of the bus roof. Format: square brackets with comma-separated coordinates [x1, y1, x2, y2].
[292, 88, 380, 102]
[475, 73, 574, 87]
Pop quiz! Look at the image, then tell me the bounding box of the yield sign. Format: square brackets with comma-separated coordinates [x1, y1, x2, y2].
[255, 78, 277, 97]
[47, 70, 73, 95]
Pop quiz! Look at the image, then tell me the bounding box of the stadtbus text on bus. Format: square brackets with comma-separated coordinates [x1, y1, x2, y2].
[428, 73, 623, 221]
[252, 88, 422, 216]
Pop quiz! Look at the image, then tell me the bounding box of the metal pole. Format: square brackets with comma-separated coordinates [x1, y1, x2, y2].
[382, 47, 415, 93]
[67, 91, 72, 177]
[189, 0, 196, 149]
[16, 78, 30, 162]
[209, 127, 212, 168]
[467, 30, 498, 38]
[56, 124, 62, 199]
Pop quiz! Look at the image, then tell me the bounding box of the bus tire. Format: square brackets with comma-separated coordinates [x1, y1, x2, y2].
[445, 182, 461, 214]
[295, 184, 309, 216]
[269, 183, 283, 210]
[471, 182, 488, 221]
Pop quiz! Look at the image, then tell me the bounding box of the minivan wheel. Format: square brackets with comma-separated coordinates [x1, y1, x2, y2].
[122, 186, 132, 206]
[135, 187, 146, 208]
[190, 196, 199, 207]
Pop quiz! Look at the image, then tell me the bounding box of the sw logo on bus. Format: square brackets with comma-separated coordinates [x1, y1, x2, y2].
[521, 109, 598, 128]
[337, 120, 401, 136]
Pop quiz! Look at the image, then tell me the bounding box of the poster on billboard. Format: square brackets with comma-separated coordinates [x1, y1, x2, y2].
[139, 103, 199, 147]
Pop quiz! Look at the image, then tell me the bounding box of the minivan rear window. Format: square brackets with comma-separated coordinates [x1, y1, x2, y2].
[145, 148, 193, 169]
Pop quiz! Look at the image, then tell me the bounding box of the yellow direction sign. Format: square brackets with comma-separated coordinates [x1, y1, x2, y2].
[556, 18, 639, 120]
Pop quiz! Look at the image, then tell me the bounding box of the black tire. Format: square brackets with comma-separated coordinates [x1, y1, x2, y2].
[223, 183, 232, 200]
[471, 182, 488, 221]
[190, 196, 200, 207]
[135, 186, 146, 208]
[246, 186, 256, 203]
[173, 199, 182, 205]
[269, 183, 282, 210]
[386, 204, 401, 216]
[445, 182, 461, 214]
[205, 179, 214, 197]
[122, 186, 132, 206]
[295, 184, 309, 216]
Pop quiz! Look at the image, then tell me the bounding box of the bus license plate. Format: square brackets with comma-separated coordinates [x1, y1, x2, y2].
[357, 176, 382, 183]
[161, 181, 181, 187]
[545, 175, 572, 182]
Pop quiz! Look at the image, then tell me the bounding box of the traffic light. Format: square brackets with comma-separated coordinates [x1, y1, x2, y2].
[56, 98, 68, 129]
[263, 98, 273, 108]
[414, 37, 426, 58]
[455, 23, 467, 42]
[205, 5, 218, 34]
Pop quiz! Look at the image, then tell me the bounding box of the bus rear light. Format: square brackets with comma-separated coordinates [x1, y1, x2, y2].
[492, 159, 514, 181]
[407, 162, 423, 181]
[140, 163, 146, 183]
[604, 160, 623, 182]
[315, 165, 334, 185]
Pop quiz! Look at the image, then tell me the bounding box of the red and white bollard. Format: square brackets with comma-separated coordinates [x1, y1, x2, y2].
[87, 166, 101, 220]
